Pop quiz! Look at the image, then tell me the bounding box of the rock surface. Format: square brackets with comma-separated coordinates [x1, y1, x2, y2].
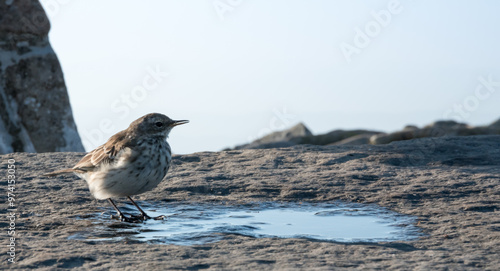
[0, 0, 84, 154]
[1, 135, 499, 270]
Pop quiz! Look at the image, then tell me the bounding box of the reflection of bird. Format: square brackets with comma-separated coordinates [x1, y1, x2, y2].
[45, 113, 188, 222]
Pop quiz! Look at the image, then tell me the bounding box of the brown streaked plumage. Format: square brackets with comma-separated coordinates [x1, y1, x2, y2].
[45, 113, 188, 222]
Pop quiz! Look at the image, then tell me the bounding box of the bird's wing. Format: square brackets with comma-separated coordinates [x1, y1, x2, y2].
[73, 130, 131, 172]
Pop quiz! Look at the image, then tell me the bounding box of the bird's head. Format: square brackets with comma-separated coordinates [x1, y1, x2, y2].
[129, 113, 188, 139]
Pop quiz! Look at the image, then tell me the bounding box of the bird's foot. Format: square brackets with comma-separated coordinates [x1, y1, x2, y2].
[111, 213, 165, 222]
[111, 214, 144, 223]
[131, 214, 166, 221]
[130, 213, 151, 221]
[153, 215, 166, 220]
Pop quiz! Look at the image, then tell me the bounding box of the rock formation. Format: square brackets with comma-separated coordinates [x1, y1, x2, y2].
[369, 120, 499, 145]
[0, 0, 84, 153]
[293, 129, 381, 146]
[235, 119, 500, 149]
[234, 123, 313, 149]
[490, 118, 500, 130]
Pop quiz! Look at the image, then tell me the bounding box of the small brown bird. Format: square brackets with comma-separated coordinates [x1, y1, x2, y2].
[45, 113, 188, 222]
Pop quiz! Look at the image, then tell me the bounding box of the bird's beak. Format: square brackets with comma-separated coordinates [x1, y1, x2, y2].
[171, 120, 189, 127]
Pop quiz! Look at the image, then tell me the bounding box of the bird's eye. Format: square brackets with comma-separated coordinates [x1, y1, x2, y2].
[155, 122, 163, 127]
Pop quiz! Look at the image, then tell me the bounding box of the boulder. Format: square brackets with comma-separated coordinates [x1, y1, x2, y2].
[333, 133, 377, 145]
[370, 130, 416, 145]
[255, 122, 312, 144]
[294, 129, 382, 146]
[370, 120, 500, 145]
[419, 120, 468, 137]
[234, 123, 312, 149]
[490, 118, 500, 130]
[0, 0, 84, 153]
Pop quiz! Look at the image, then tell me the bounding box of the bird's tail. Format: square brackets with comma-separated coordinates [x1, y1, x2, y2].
[43, 168, 74, 177]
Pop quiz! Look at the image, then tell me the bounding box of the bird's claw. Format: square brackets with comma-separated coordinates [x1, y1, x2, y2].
[127, 214, 152, 223]
[111, 214, 165, 223]
[153, 215, 166, 220]
[132, 214, 166, 221]
[111, 214, 144, 223]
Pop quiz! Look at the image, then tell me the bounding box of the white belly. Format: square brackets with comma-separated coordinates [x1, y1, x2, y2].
[81, 143, 171, 200]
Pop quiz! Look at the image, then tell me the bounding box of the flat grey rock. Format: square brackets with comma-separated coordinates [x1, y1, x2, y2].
[1, 135, 499, 269]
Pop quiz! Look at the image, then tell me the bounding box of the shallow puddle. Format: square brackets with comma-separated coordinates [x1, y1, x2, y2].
[71, 202, 422, 246]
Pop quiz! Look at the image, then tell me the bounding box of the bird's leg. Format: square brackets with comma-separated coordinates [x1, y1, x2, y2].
[107, 198, 128, 222]
[127, 196, 165, 221]
[107, 198, 143, 223]
[127, 196, 152, 220]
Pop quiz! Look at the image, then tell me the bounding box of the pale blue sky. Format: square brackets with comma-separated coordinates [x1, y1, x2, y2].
[41, 0, 500, 154]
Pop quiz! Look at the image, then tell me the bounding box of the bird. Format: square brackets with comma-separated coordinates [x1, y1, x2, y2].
[44, 113, 188, 222]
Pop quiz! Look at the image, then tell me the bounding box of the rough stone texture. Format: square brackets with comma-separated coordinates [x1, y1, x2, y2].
[0, 0, 84, 153]
[1, 135, 499, 270]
